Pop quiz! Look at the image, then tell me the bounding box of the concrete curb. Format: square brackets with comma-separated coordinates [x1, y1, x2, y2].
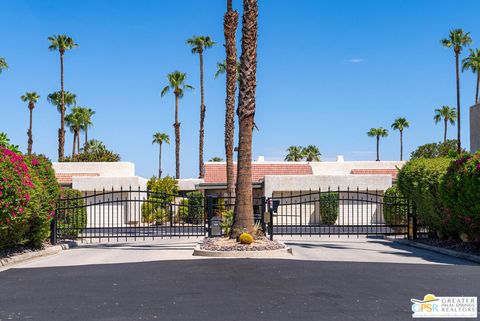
[193, 243, 293, 258]
[392, 239, 480, 264]
[0, 242, 77, 268]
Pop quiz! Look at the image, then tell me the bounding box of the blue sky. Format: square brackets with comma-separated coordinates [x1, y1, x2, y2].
[1, 0, 480, 178]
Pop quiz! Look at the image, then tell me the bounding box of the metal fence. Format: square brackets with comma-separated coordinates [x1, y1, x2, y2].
[52, 187, 418, 243]
[267, 188, 413, 239]
[53, 188, 206, 242]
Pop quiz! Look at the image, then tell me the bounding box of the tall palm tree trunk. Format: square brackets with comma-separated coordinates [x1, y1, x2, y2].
[72, 132, 77, 156]
[444, 118, 448, 143]
[455, 52, 461, 153]
[77, 130, 80, 154]
[224, 0, 238, 198]
[232, 0, 258, 237]
[174, 93, 181, 179]
[376, 136, 380, 161]
[84, 128, 88, 152]
[475, 72, 479, 105]
[399, 130, 403, 161]
[159, 142, 163, 178]
[27, 106, 33, 155]
[59, 51, 65, 161]
[198, 50, 206, 178]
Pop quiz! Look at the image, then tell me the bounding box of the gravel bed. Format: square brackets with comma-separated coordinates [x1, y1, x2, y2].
[416, 238, 480, 257]
[200, 237, 285, 252]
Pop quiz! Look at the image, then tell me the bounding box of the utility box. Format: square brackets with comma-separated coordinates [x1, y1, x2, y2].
[210, 216, 223, 237]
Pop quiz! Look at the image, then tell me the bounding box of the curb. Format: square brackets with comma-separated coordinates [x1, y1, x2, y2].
[0, 242, 77, 268]
[392, 238, 480, 264]
[192, 243, 293, 258]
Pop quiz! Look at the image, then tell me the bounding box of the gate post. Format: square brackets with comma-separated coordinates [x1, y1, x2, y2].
[408, 201, 418, 240]
[267, 198, 274, 241]
[260, 196, 266, 234]
[206, 196, 213, 237]
[50, 213, 57, 245]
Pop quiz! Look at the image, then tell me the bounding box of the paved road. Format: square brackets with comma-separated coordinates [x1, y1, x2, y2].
[0, 237, 478, 321]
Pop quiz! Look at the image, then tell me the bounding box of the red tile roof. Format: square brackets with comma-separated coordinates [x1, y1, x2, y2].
[350, 169, 398, 179]
[55, 172, 100, 184]
[204, 163, 313, 183]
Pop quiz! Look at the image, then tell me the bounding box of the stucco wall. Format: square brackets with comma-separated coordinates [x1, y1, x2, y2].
[263, 174, 392, 198]
[471, 104, 480, 153]
[72, 176, 148, 191]
[53, 162, 135, 177]
[309, 161, 405, 175]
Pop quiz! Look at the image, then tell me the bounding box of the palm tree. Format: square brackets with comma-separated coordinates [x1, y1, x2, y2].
[86, 139, 106, 153]
[367, 127, 388, 161]
[285, 146, 305, 161]
[391, 117, 410, 161]
[434, 106, 457, 143]
[209, 156, 224, 162]
[78, 107, 95, 151]
[152, 132, 170, 178]
[20, 92, 40, 155]
[65, 107, 83, 156]
[0, 58, 8, 74]
[462, 48, 480, 105]
[303, 145, 321, 161]
[48, 34, 78, 161]
[232, 0, 258, 237]
[223, 0, 240, 199]
[161, 71, 193, 179]
[441, 29, 472, 153]
[186, 35, 215, 179]
[47, 91, 77, 113]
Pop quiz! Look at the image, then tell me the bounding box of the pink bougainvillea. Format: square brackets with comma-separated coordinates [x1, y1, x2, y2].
[0, 147, 33, 225]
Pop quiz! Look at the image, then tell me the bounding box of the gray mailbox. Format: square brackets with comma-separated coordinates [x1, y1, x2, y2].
[210, 216, 223, 237]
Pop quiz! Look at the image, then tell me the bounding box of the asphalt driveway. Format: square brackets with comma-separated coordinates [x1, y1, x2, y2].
[0, 237, 478, 321]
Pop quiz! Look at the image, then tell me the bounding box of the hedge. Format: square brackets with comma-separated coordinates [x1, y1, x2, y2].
[56, 188, 87, 238]
[440, 153, 480, 241]
[319, 192, 339, 225]
[383, 185, 409, 233]
[397, 157, 452, 236]
[141, 176, 178, 224]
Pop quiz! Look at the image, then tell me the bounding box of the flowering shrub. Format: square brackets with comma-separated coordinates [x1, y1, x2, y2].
[0, 147, 33, 249]
[440, 153, 480, 241]
[24, 155, 60, 248]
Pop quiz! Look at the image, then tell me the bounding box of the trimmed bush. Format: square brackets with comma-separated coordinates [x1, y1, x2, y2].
[440, 153, 480, 241]
[319, 192, 339, 225]
[0, 147, 33, 249]
[397, 158, 452, 235]
[410, 140, 464, 160]
[383, 185, 409, 232]
[141, 176, 178, 224]
[57, 188, 87, 238]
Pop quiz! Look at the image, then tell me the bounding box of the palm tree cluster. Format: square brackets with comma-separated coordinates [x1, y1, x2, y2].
[285, 145, 321, 162]
[2, 35, 102, 159]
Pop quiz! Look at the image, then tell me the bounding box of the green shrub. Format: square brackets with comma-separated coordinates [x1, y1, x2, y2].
[141, 177, 178, 224]
[182, 191, 204, 224]
[410, 140, 464, 160]
[220, 209, 234, 235]
[0, 147, 33, 250]
[319, 192, 339, 225]
[440, 153, 480, 241]
[56, 188, 87, 238]
[62, 139, 120, 162]
[383, 185, 409, 232]
[397, 158, 452, 235]
[24, 155, 60, 248]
